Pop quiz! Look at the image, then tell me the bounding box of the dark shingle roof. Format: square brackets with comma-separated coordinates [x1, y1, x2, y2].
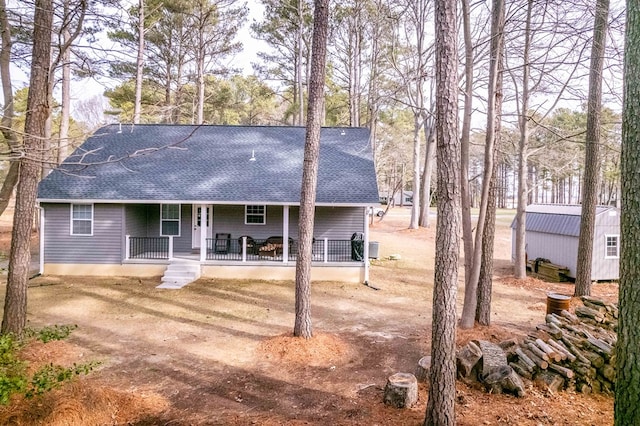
[38, 124, 379, 205]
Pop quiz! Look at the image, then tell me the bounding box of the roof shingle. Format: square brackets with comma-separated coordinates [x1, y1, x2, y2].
[38, 124, 380, 205]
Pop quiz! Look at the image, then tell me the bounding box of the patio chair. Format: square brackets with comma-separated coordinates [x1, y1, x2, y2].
[238, 235, 257, 255]
[214, 233, 231, 254]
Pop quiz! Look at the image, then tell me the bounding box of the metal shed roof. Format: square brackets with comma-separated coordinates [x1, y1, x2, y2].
[511, 204, 617, 237]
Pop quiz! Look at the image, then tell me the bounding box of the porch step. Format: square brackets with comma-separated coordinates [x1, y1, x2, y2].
[157, 260, 201, 289]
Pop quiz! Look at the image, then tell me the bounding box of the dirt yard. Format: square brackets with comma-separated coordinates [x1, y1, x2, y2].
[0, 208, 615, 425]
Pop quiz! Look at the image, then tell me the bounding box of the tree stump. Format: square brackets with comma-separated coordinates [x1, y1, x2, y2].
[383, 373, 418, 408]
[416, 356, 431, 382]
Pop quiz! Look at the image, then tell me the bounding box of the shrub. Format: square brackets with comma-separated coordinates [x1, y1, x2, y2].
[0, 326, 98, 404]
[25, 324, 78, 343]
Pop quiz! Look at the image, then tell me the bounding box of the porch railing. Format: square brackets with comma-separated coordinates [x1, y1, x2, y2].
[205, 237, 363, 263]
[125, 235, 173, 260]
[124, 235, 365, 263]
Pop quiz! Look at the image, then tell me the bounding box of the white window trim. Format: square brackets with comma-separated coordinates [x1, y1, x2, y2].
[70, 203, 94, 236]
[245, 205, 266, 225]
[160, 204, 181, 237]
[604, 234, 620, 259]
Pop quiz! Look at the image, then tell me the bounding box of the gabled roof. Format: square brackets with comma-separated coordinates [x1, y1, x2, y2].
[38, 124, 380, 205]
[510, 204, 618, 237]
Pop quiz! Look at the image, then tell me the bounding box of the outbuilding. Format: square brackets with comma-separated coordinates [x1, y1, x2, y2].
[511, 204, 620, 281]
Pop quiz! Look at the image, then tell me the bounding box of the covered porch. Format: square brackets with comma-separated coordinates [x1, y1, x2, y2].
[123, 203, 371, 265]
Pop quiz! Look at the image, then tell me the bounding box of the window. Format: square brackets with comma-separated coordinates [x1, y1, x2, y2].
[161, 204, 181, 236]
[71, 204, 93, 235]
[245, 205, 266, 225]
[605, 235, 619, 258]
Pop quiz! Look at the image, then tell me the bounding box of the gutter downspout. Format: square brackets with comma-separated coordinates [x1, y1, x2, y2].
[363, 206, 370, 284]
[38, 204, 44, 275]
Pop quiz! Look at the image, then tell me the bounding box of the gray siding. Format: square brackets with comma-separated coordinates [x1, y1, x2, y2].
[212, 205, 285, 240]
[305, 206, 365, 239]
[44, 203, 123, 264]
[511, 207, 620, 281]
[592, 210, 620, 280]
[126, 204, 192, 253]
[44, 203, 366, 264]
[523, 231, 579, 278]
[176, 204, 192, 252]
[125, 204, 147, 236]
[211, 205, 364, 241]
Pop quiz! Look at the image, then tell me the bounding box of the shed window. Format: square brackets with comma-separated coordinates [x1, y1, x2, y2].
[605, 235, 619, 258]
[161, 204, 181, 236]
[71, 204, 93, 236]
[245, 205, 266, 225]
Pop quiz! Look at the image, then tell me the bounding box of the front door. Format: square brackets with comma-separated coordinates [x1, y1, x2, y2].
[192, 205, 213, 249]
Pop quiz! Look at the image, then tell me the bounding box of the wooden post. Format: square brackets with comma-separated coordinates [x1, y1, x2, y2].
[125, 235, 130, 260]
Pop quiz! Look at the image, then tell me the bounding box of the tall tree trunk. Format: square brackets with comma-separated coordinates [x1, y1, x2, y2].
[419, 114, 435, 227]
[408, 0, 427, 230]
[294, 0, 328, 339]
[366, 7, 380, 162]
[460, 0, 504, 329]
[460, 0, 473, 290]
[409, 113, 421, 229]
[57, 0, 71, 163]
[0, 0, 18, 217]
[134, 0, 145, 124]
[2, 0, 52, 335]
[477, 168, 497, 325]
[297, 0, 304, 125]
[575, 0, 609, 297]
[349, 4, 361, 127]
[514, 0, 533, 280]
[164, 62, 172, 123]
[476, 42, 503, 326]
[174, 51, 185, 124]
[424, 0, 459, 424]
[616, 1, 640, 423]
[196, 14, 205, 125]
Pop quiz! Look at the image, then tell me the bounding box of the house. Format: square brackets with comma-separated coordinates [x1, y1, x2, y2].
[511, 204, 620, 281]
[379, 190, 413, 206]
[37, 124, 380, 284]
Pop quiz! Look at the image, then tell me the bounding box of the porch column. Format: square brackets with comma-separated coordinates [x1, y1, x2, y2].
[282, 205, 289, 263]
[200, 204, 207, 262]
[363, 207, 370, 283]
[241, 236, 247, 262]
[323, 238, 328, 263]
[125, 235, 131, 260]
